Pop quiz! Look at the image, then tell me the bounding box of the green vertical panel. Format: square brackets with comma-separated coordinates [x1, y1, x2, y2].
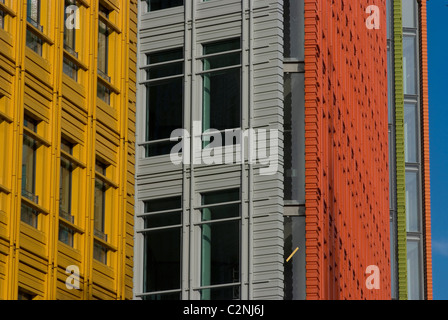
[393, 0, 408, 300]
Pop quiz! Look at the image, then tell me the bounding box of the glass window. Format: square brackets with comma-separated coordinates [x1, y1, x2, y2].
[64, 0, 76, 54]
[63, 57, 78, 81]
[98, 5, 112, 82]
[145, 0, 183, 12]
[94, 179, 106, 237]
[283, 0, 304, 60]
[145, 48, 183, 157]
[27, 0, 40, 27]
[403, 36, 417, 95]
[407, 240, 422, 300]
[0, 9, 4, 30]
[284, 215, 306, 300]
[142, 197, 182, 300]
[390, 219, 397, 299]
[22, 117, 38, 203]
[202, 39, 241, 147]
[21, 204, 38, 228]
[93, 241, 108, 264]
[97, 82, 110, 104]
[59, 224, 75, 247]
[59, 140, 76, 246]
[93, 160, 109, 263]
[18, 289, 36, 300]
[200, 189, 240, 300]
[94, 160, 108, 240]
[402, 0, 416, 29]
[26, 30, 43, 55]
[404, 103, 418, 163]
[283, 73, 305, 204]
[98, 19, 109, 77]
[387, 47, 394, 123]
[386, 0, 392, 40]
[405, 171, 420, 232]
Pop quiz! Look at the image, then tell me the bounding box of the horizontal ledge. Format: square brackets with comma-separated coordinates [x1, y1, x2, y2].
[0, 2, 16, 17]
[63, 50, 88, 71]
[59, 217, 85, 234]
[0, 183, 11, 194]
[95, 172, 119, 189]
[26, 22, 54, 45]
[97, 75, 120, 94]
[93, 236, 117, 252]
[98, 13, 121, 34]
[23, 127, 51, 147]
[61, 150, 86, 169]
[21, 197, 50, 215]
[0, 110, 13, 123]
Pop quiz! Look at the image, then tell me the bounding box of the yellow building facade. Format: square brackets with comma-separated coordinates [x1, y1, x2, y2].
[0, 0, 136, 299]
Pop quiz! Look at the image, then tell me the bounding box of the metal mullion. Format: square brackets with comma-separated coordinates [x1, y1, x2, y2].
[137, 288, 182, 297]
[137, 224, 182, 233]
[194, 216, 241, 226]
[194, 200, 241, 210]
[196, 48, 242, 60]
[137, 136, 182, 147]
[196, 64, 242, 76]
[194, 282, 242, 291]
[140, 58, 185, 70]
[140, 73, 184, 85]
[137, 208, 182, 218]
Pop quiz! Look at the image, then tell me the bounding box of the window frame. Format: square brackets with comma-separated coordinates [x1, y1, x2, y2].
[199, 38, 242, 149]
[141, 47, 185, 158]
[194, 188, 242, 300]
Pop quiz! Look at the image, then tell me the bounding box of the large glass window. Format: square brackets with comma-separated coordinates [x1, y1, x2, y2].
[283, 0, 304, 60]
[145, 0, 183, 12]
[403, 36, 417, 95]
[199, 189, 240, 300]
[64, 0, 76, 54]
[405, 171, 419, 232]
[407, 240, 422, 299]
[93, 160, 109, 264]
[94, 163, 107, 239]
[97, 13, 109, 78]
[21, 116, 39, 227]
[144, 48, 183, 157]
[283, 73, 305, 204]
[97, 5, 112, 103]
[27, 0, 40, 28]
[26, 0, 43, 55]
[402, 0, 416, 29]
[59, 140, 75, 247]
[0, 7, 4, 30]
[142, 197, 182, 300]
[63, 0, 78, 81]
[404, 103, 418, 163]
[201, 39, 241, 147]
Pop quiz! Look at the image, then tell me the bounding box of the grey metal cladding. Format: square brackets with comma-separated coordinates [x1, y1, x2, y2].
[135, 0, 284, 300]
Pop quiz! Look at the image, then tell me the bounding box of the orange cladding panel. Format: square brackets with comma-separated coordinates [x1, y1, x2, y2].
[304, 0, 391, 299]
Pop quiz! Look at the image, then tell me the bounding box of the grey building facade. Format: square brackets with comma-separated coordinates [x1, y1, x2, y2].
[133, 0, 305, 300]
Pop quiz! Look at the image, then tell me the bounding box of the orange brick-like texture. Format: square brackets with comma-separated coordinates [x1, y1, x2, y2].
[419, 0, 433, 300]
[304, 0, 391, 299]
